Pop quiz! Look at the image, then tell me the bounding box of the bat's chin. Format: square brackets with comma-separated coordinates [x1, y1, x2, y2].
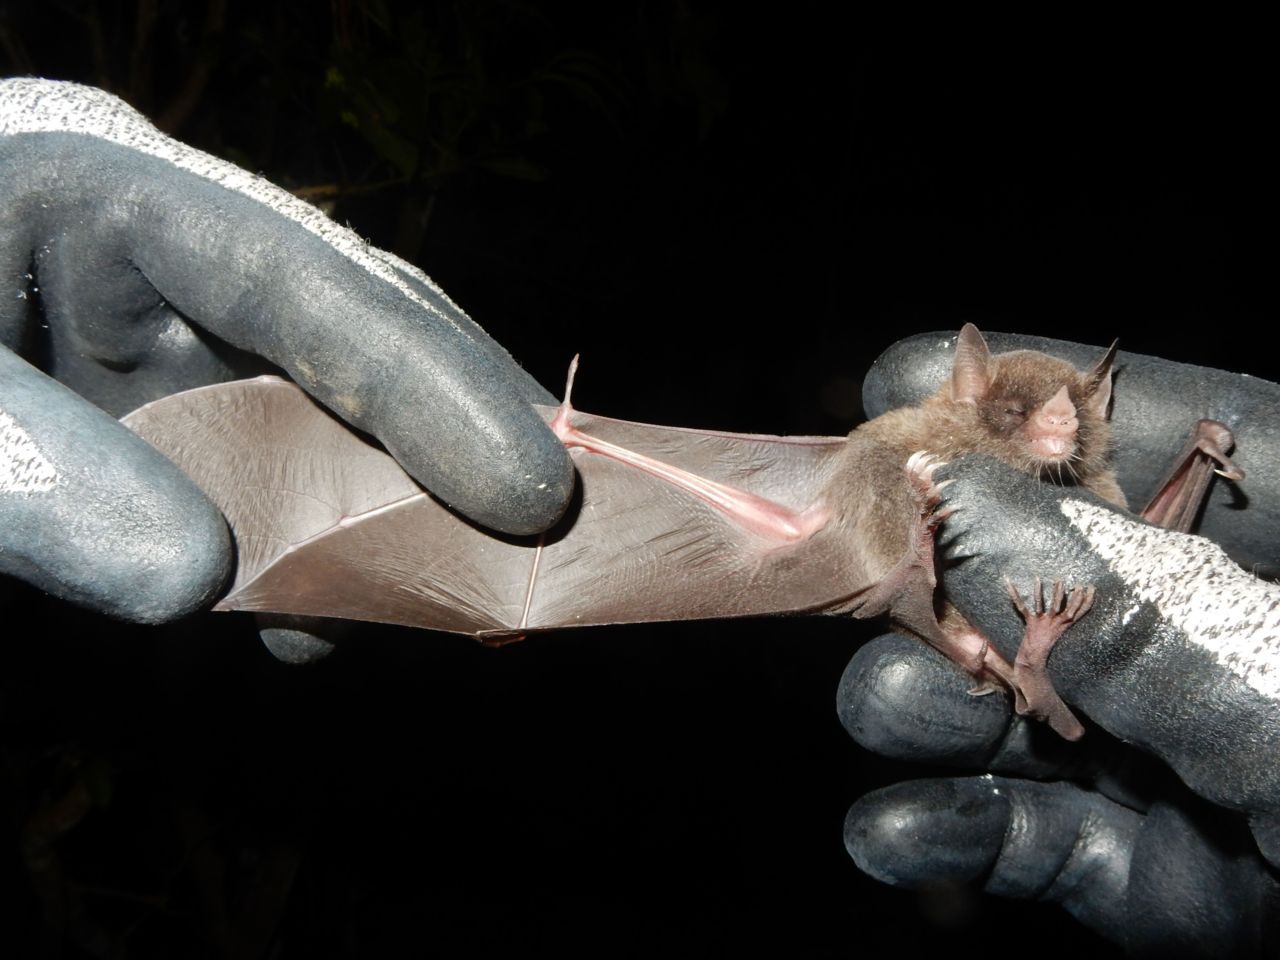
[1028, 436, 1074, 462]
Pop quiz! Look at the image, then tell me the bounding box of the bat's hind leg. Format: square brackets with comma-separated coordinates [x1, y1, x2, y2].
[847, 452, 1017, 696]
[1004, 577, 1093, 741]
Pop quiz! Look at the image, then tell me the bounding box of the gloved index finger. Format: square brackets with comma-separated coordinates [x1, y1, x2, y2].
[1, 78, 573, 536]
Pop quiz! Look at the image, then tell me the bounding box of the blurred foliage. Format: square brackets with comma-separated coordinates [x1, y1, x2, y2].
[322, 6, 603, 184]
[314, 1, 630, 259]
[0, 0, 729, 263]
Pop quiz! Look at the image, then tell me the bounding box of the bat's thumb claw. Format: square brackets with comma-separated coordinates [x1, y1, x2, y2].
[562, 354, 582, 404]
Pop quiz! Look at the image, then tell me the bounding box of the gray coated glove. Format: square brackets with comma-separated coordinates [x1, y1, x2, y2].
[841, 335, 1280, 956]
[0, 78, 572, 635]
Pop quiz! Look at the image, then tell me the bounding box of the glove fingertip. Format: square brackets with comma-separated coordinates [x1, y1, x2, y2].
[845, 779, 1009, 887]
[838, 634, 1011, 763]
[455, 430, 575, 536]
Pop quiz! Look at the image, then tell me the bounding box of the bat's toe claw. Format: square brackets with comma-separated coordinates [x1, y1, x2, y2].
[905, 451, 957, 518]
[905, 451, 934, 478]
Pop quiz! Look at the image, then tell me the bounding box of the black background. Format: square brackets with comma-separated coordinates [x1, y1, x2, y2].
[0, 5, 1272, 957]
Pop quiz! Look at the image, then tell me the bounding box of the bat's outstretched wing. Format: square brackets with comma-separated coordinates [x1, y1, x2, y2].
[122, 377, 862, 640]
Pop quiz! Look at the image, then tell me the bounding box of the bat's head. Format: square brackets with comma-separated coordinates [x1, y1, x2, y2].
[931, 323, 1118, 487]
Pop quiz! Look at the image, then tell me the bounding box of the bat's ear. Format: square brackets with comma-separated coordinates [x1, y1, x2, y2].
[950, 323, 992, 402]
[1081, 339, 1119, 418]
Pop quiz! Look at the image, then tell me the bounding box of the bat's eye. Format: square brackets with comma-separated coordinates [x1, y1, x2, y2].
[1004, 406, 1026, 420]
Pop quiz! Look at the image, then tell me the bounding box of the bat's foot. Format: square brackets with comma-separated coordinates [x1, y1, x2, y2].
[934, 613, 1015, 696]
[1005, 577, 1092, 741]
[883, 451, 959, 601]
[959, 634, 1006, 695]
[904, 451, 954, 540]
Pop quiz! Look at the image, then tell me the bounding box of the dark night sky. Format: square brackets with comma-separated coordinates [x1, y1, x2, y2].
[0, 5, 1273, 957]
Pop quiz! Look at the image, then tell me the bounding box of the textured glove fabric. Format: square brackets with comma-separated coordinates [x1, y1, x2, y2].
[1, 78, 573, 625]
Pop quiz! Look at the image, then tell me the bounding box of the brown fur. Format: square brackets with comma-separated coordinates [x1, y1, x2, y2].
[826, 332, 1123, 586]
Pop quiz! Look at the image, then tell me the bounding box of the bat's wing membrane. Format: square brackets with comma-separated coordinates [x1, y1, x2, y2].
[123, 378, 859, 638]
[124, 377, 531, 635]
[525, 409, 861, 632]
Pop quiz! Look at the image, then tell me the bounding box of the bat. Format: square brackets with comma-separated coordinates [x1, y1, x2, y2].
[813, 324, 1127, 738]
[120, 326, 1242, 737]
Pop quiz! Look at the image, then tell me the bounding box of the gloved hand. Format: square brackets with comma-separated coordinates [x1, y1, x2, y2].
[840, 334, 1280, 956]
[0, 78, 572, 642]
